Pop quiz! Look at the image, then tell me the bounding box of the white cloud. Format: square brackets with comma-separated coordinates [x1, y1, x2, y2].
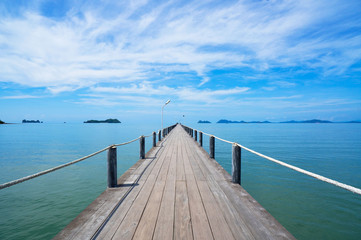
[85, 82, 249, 106]
[0, 0, 360, 94]
[1, 95, 41, 99]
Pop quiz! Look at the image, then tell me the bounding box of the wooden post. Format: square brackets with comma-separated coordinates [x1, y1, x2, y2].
[158, 130, 161, 141]
[200, 132, 203, 147]
[191, 129, 194, 138]
[107, 146, 117, 188]
[195, 130, 198, 141]
[232, 144, 241, 184]
[153, 131, 156, 147]
[140, 136, 145, 159]
[210, 136, 215, 159]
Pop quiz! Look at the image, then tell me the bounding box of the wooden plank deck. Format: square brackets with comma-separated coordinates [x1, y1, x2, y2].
[54, 124, 295, 240]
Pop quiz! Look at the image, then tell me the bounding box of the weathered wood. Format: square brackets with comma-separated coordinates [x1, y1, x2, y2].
[140, 135, 145, 159]
[153, 143, 176, 239]
[232, 144, 241, 184]
[56, 124, 295, 240]
[210, 135, 215, 159]
[174, 181, 193, 240]
[107, 146, 117, 188]
[195, 130, 198, 141]
[200, 131, 203, 147]
[158, 130, 161, 141]
[153, 131, 156, 147]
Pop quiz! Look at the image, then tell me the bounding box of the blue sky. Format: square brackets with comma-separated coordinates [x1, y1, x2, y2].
[0, 0, 361, 124]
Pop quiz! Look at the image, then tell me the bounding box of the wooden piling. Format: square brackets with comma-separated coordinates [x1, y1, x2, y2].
[140, 136, 145, 159]
[158, 130, 161, 141]
[195, 130, 198, 141]
[153, 132, 156, 147]
[210, 136, 215, 159]
[107, 146, 117, 188]
[232, 144, 241, 184]
[200, 132, 203, 147]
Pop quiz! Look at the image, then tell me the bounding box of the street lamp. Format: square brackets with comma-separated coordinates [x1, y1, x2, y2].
[162, 99, 171, 131]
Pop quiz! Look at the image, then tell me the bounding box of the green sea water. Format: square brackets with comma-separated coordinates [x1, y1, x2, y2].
[0, 123, 360, 239]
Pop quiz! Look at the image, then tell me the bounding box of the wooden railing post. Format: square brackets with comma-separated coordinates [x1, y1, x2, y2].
[200, 132, 203, 147]
[158, 130, 161, 141]
[210, 136, 215, 159]
[153, 132, 156, 147]
[232, 144, 241, 184]
[195, 130, 198, 141]
[107, 146, 117, 188]
[140, 136, 145, 159]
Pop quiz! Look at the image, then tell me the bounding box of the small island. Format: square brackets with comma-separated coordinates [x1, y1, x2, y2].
[217, 119, 270, 124]
[22, 119, 43, 123]
[0, 120, 5, 124]
[280, 119, 332, 123]
[198, 120, 211, 123]
[84, 118, 121, 123]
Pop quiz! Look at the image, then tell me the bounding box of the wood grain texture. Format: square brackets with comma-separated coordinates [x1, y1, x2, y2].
[54, 124, 295, 240]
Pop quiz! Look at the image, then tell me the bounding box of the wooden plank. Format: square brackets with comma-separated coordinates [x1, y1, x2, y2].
[181, 134, 214, 240]
[197, 181, 235, 240]
[183, 138, 256, 239]
[132, 134, 175, 239]
[153, 137, 178, 239]
[96, 133, 176, 239]
[182, 136, 234, 240]
[182, 127, 295, 239]
[56, 125, 295, 240]
[110, 134, 176, 239]
[174, 180, 193, 240]
[132, 180, 167, 240]
[53, 145, 161, 240]
[176, 139, 186, 181]
[153, 179, 176, 239]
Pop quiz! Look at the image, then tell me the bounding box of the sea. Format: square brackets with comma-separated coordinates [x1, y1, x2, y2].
[0, 123, 360, 239]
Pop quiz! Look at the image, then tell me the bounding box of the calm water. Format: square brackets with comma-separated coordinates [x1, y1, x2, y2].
[1, 123, 361, 239]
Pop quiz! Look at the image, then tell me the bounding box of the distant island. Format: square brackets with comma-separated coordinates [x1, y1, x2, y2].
[198, 120, 211, 123]
[0, 120, 5, 124]
[214, 119, 360, 123]
[22, 119, 43, 123]
[217, 119, 270, 124]
[280, 119, 332, 123]
[84, 118, 121, 123]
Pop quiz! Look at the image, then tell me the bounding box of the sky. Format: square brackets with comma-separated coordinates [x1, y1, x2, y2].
[0, 0, 361, 125]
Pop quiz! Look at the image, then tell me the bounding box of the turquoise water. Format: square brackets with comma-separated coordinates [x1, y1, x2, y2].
[1, 123, 361, 239]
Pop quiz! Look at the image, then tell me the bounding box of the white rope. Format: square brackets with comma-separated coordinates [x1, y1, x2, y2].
[235, 143, 361, 195]
[113, 136, 141, 147]
[202, 131, 234, 144]
[0, 146, 110, 190]
[0, 135, 151, 190]
[197, 127, 361, 195]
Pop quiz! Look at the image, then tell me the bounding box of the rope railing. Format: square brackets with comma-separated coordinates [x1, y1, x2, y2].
[0, 146, 110, 190]
[0, 124, 178, 191]
[182, 124, 361, 195]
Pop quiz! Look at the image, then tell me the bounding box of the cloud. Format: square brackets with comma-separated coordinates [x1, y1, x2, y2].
[84, 82, 249, 106]
[1, 95, 41, 99]
[0, 0, 360, 95]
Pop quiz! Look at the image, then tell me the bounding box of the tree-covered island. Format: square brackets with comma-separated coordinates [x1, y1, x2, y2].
[84, 118, 121, 123]
[22, 119, 43, 123]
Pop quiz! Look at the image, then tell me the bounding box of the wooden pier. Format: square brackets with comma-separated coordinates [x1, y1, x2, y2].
[54, 124, 294, 240]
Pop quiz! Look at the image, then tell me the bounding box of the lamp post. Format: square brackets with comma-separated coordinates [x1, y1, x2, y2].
[161, 99, 171, 131]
